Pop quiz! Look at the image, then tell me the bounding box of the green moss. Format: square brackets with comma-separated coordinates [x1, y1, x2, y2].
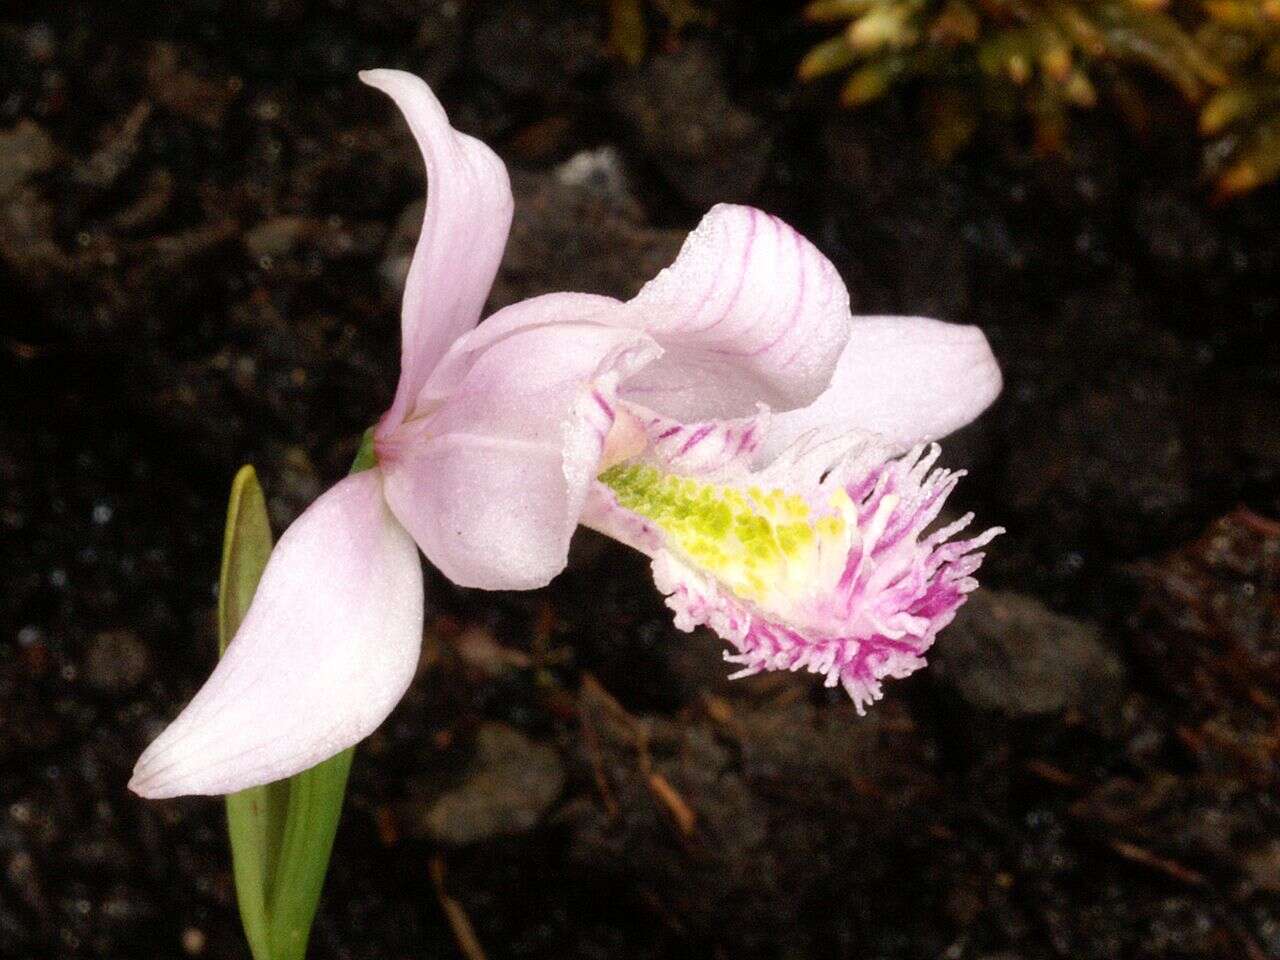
[798, 0, 1280, 191]
[1197, 1, 1280, 194]
[804, 1, 1225, 152]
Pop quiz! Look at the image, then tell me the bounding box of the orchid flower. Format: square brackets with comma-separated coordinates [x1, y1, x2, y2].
[130, 70, 1002, 800]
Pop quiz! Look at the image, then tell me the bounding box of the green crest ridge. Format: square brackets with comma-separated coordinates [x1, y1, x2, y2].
[600, 462, 848, 604]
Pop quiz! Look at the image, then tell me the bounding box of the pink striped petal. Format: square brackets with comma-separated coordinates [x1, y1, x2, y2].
[636, 405, 770, 480]
[380, 323, 660, 590]
[756, 316, 1002, 464]
[129, 471, 423, 798]
[361, 69, 514, 435]
[615, 204, 852, 422]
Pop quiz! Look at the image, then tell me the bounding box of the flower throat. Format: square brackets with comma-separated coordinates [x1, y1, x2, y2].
[598, 462, 854, 608]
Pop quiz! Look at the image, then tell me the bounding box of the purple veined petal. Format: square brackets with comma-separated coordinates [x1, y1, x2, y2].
[417, 292, 624, 404]
[755, 316, 1002, 465]
[361, 69, 515, 436]
[614, 204, 853, 422]
[129, 471, 424, 798]
[380, 323, 661, 590]
[631, 404, 771, 480]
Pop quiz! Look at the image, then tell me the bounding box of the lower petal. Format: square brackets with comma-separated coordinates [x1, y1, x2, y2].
[129, 470, 424, 798]
[382, 323, 661, 590]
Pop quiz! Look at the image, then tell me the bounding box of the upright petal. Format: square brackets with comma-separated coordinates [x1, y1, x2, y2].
[361, 69, 515, 434]
[756, 316, 1002, 464]
[614, 204, 852, 422]
[380, 322, 661, 590]
[129, 471, 423, 798]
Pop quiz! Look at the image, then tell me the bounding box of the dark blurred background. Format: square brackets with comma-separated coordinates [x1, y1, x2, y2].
[2, 2, 1279, 958]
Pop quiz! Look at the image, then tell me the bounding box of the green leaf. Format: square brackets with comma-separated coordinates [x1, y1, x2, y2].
[219, 465, 288, 960]
[265, 749, 354, 959]
[220, 431, 378, 960]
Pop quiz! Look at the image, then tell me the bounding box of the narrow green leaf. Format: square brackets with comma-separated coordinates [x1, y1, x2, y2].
[218, 466, 273, 658]
[219, 465, 289, 960]
[265, 749, 355, 960]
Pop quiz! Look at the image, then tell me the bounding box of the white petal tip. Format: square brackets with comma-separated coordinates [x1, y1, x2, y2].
[358, 69, 437, 109]
[126, 769, 155, 798]
[128, 750, 189, 800]
[358, 67, 403, 88]
[127, 776, 170, 800]
[128, 730, 224, 799]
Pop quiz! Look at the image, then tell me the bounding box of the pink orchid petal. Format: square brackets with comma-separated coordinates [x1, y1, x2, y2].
[615, 204, 852, 422]
[381, 323, 660, 590]
[129, 471, 423, 798]
[361, 69, 514, 435]
[756, 316, 1002, 464]
[418, 292, 623, 403]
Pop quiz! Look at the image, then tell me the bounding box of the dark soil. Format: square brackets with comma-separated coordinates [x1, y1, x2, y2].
[2, 2, 1279, 959]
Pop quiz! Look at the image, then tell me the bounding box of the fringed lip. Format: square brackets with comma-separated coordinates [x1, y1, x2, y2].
[596, 441, 1003, 712]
